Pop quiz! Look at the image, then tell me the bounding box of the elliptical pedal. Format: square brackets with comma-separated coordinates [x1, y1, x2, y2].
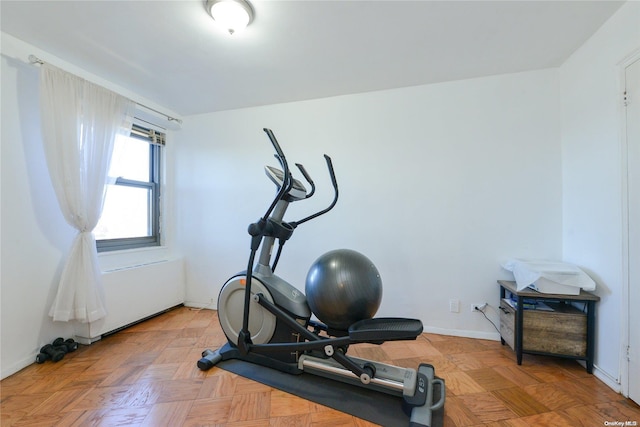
[349, 317, 424, 342]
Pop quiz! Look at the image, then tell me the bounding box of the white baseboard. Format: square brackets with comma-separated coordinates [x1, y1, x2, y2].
[591, 363, 622, 393]
[183, 301, 217, 310]
[1, 354, 37, 380]
[422, 325, 501, 341]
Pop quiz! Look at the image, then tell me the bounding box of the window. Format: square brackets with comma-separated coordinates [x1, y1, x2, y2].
[95, 123, 164, 252]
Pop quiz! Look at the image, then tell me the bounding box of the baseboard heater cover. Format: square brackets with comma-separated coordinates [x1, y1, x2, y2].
[101, 304, 184, 338]
[73, 258, 185, 344]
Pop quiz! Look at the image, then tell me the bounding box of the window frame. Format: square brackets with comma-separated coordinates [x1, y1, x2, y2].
[96, 123, 164, 252]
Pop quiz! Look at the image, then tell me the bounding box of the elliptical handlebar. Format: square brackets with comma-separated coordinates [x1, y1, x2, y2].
[261, 128, 292, 221]
[295, 163, 315, 198]
[291, 154, 339, 227]
[263, 128, 286, 166]
[324, 154, 338, 194]
[258, 128, 339, 230]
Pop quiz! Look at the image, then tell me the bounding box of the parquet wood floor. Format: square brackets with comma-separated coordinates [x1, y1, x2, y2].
[2, 306, 638, 426]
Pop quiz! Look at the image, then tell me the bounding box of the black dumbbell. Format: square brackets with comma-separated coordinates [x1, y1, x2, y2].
[53, 337, 78, 353]
[51, 338, 69, 355]
[35, 351, 50, 364]
[66, 338, 78, 352]
[39, 344, 65, 362]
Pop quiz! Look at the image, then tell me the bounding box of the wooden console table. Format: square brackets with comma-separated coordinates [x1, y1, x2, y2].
[498, 280, 599, 373]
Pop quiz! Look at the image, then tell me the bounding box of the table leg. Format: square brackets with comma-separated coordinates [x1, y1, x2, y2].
[499, 286, 506, 345]
[586, 300, 596, 374]
[516, 295, 524, 365]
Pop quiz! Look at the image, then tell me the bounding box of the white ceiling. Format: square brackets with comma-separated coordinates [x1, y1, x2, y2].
[0, 1, 625, 116]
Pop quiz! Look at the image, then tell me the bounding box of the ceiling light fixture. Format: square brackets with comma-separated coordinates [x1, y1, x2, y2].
[205, 0, 254, 35]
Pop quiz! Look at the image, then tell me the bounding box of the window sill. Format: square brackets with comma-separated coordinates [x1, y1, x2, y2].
[98, 245, 172, 272]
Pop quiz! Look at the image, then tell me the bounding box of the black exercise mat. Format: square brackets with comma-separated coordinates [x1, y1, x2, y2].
[218, 358, 444, 427]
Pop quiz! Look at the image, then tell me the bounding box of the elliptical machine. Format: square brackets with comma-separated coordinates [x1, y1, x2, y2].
[198, 128, 444, 427]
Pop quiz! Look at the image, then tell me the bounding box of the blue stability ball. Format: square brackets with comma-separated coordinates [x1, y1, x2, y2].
[305, 249, 382, 330]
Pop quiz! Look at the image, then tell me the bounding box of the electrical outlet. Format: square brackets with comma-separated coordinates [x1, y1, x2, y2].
[449, 299, 460, 313]
[471, 303, 487, 312]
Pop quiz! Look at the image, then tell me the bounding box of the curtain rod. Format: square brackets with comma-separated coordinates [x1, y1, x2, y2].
[28, 54, 183, 126]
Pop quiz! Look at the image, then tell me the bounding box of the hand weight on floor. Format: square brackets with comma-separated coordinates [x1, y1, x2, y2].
[38, 344, 65, 362]
[53, 337, 78, 353]
[35, 337, 78, 363]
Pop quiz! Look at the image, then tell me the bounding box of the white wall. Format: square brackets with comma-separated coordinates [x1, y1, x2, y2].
[0, 34, 184, 379]
[1, 49, 77, 377]
[559, 1, 640, 389]
[175, 68, 562, 338]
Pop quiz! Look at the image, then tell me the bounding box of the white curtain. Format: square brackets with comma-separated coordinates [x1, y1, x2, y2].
[39, 64, 134, 323]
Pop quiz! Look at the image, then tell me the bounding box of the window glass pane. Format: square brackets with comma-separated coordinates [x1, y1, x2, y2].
[97, 124, 163, 251]
[95, 185, 151, 240]
[109, 135, 150, 182]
